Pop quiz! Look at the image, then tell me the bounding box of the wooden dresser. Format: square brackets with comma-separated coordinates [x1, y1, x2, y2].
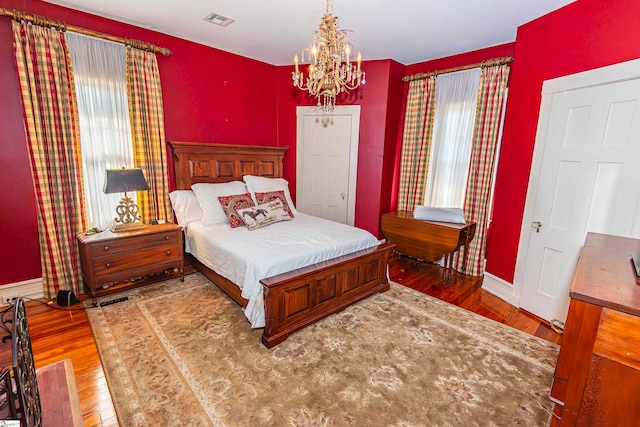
[550, 232, 640, 425]
[77, 223, 184, 305]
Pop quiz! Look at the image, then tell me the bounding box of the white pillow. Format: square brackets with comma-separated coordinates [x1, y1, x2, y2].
[243, 175, 297, 214]
[191, 181, 248, 226]
[169, 190, 203, 227]
[413, 206, 465, 224]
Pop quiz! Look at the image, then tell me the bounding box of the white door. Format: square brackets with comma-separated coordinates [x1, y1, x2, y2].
[296, 106, 360, 225]
[517, 66, 640, 324]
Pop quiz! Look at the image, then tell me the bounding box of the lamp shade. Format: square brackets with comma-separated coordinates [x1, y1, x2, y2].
[103, 168, 150, 194]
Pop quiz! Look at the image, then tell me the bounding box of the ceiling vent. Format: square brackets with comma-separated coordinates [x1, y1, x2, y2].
[203, 12, 235, 27]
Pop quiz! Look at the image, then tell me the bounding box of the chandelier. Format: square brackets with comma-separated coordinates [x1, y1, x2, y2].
[292, 0, 365, 111]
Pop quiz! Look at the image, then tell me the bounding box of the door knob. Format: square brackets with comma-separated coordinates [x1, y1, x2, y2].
[532, 221, 542, 233]
[341, 192, 346, 200]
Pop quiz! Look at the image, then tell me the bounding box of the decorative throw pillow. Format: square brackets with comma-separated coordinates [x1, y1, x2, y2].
[217, 193, 256, 228]
[236, 199, 292, 230]
[254, 190, 294, 218]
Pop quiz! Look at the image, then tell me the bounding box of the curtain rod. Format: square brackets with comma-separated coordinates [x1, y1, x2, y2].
[403, 56, 513, 82]
[0, 8, 172, 56]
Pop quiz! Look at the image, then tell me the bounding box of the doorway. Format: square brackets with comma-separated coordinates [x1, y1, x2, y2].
[514, 58, 640, 324]
[296, 106, 360, 225]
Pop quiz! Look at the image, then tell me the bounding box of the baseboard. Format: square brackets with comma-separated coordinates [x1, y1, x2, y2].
[482, 272, 520, 307]
[0, 277, 44, 306]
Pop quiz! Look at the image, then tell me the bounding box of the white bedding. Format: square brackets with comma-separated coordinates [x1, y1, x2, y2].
[185, 213, 380, 328]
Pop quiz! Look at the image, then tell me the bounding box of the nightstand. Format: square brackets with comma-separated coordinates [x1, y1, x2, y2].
[77, 223, 184, 306]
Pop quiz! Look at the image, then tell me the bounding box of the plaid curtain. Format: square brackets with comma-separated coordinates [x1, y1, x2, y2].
[12, 21, 87, 297]
[126, 47, 171, 223]
[455, 64, 510, 276]
[397, 78, 436, 211]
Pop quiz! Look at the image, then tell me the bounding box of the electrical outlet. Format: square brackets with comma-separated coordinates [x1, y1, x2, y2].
[4, 296, 19, 305]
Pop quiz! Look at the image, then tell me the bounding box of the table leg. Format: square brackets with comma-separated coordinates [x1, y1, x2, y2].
[442, 253, 452, 285]
[462, 239, 471, 275]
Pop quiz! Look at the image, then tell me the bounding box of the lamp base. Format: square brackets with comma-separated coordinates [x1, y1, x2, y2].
[111, 222, 147, 233]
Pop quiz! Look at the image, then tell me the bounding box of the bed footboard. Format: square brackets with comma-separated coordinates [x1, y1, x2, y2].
[259, 243, 394, 348]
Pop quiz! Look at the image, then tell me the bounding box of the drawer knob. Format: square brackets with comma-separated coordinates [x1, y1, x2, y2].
[103, 246, 110, 251]
[164, 236, 169, 240]
[166, 250, 171, 255]
[105, 262, 111, 268]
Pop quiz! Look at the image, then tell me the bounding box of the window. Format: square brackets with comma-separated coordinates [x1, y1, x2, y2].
[424, 68, 481, 208]
[67, 33, 135, 230]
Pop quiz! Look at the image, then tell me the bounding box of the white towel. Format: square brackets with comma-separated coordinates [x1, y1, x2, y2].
[413, 206, 465, 224]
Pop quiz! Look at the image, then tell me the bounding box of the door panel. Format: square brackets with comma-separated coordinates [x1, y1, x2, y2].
[303, 115, 350, 222]
[520, 78, 640, 323]
[296, 106, 360, 225]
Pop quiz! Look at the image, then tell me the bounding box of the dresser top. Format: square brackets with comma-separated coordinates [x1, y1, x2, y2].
[572, 232, 640, 316]
[77, 222, 181, 244]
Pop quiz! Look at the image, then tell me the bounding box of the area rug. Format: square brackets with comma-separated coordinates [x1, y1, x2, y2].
[86, 273, 559, 426]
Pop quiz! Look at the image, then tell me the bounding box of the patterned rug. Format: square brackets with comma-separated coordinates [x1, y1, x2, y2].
[86, 273, 559, 426]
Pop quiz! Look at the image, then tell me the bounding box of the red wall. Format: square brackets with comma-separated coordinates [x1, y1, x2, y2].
[0, 3, 40, 284]
[486, 0, 640, 282]
[275, 59, 405, 237]
[7, 0, 638, 291]
[0, 0, 405, 287]
[0, 0, 278, 286]
[404, 44, 516, 77]
[379, 61, 406, 218]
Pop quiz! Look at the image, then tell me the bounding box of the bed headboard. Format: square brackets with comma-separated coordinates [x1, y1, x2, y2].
[169, 141, 288, 189]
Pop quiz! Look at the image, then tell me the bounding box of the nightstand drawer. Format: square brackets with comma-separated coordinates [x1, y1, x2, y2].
[91, 231, 179, 256]
[93, 243, 181, 275]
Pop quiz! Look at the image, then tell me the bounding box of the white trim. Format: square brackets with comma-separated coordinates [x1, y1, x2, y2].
[296, 105, 360, 225]
[542, 58, 640, 95]
[514, 57, 640, 301]
[512, 92, 554, 298]
[0, 277, 44, 306]
[482, 273, 520, 307]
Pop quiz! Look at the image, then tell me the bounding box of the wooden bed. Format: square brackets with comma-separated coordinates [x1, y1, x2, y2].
[169, 141, 394, 348]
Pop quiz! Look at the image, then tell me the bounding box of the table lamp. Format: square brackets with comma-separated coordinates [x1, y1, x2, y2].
[103, 167, 149, 232]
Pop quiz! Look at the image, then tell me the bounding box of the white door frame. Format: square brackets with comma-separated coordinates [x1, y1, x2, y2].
[295, 106, 360, 225]
[511, 58, 640, 303]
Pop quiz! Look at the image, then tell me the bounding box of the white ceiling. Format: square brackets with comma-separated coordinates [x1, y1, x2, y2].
[45, 0, 575, 66]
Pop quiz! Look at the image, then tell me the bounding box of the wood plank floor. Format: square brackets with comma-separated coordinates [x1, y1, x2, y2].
[0, 254, 561, 425]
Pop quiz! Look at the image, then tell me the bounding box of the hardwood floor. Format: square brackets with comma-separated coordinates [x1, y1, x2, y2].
[0, 254, 561, 425]
[0, 301, 119, 427]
